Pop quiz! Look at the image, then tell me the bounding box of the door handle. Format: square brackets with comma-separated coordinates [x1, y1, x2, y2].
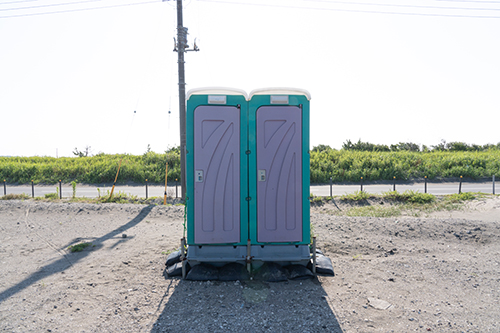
[258, 169, 266, 182]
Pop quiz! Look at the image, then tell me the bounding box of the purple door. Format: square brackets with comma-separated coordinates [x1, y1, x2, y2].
[256, 106, 302, 243]
[194, 105, 240, 244]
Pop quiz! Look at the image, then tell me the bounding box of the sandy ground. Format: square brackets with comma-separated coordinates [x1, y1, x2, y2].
[0, 197, 499, 332]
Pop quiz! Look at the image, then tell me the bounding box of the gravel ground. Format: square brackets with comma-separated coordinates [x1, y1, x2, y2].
[0, 197, 499, 332]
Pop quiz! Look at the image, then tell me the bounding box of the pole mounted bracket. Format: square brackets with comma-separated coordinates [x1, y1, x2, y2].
[185, 38, 200, 52]
[174, 26, 200, 53]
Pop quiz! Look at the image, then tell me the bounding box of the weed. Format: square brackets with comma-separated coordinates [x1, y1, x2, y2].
[44, 193, 58, 200]
[310, 222, 316, 244]
[97, 191, 129, 204]
[71, 180, 77, 198]
[1, 193, 30, 200]
[68, 242, 92, 252]
[382, 190, 435, 204]
[405, 191, 435, 204]
[341, 190, 370, 201]
[69, 197, 91, 203]
[346, 206, 401, 217]
[445, 192, 476, 203]
[311, 196, 323, 203]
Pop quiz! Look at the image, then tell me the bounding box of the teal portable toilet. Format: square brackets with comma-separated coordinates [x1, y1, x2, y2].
[185, 87, 311, 268]
[248, 88, 311, 264]
[186, 88, 249, 265]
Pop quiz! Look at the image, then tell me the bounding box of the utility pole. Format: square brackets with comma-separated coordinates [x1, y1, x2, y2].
[173, 0, 198, 200]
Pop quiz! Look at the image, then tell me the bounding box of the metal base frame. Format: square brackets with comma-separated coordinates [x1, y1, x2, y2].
[186, 244, 311, 267]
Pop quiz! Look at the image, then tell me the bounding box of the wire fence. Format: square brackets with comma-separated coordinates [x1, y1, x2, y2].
[2, 175, 497, 199]
[2, 179, 182, 199]
[323, 175, 496, 196]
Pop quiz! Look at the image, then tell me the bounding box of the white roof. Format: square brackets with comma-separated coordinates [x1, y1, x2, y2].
[187, 87, 248, 100]
[249, 87, 311, 101]
[187, 87, 311, 101]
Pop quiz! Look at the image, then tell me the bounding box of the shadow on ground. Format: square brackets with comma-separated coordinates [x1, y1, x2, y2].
[150, 275, 343, 332]
[0, 205, 154, 304]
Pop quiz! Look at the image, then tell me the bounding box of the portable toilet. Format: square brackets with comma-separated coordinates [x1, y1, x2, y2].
[247, 88, 311, 264]
[185, 88, 249, 265]
[185, 87, 311, 268]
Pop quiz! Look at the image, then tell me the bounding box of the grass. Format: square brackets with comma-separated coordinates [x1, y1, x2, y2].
[1, 193, 30, 200]
[382, 190, 435, 204]
[0, 190, 180, 206]
[68, 242, 92, 252]
[445, 192, 477, 202]
[318, 190, 491, 217]
[310, 195, 323, 203]
[44, 193, 59, 200]
[310, 222, 316, 243]
[340, 190, 370, 201]
[96, 191, 134, 204]
[346, 205, 402, 217]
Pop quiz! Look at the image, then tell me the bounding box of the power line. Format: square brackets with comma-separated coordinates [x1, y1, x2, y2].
[0, 0, 38, 5]
[0, 0, 159, 18]
[197, 0, 500, 18]
[436, 0, 500, 3]
[304, 0, 500, 11]
[0, 0, 104, 12]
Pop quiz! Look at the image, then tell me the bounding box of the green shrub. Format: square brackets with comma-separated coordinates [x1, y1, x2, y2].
[405, 191, 435, 204]
[312, 196, 323, 203]
[309, 149, 500, 183]
[68, 242, 92, 252]
[445, 192, 476, 203]
[44, 193, 58, 200]
[383, 190, 435, 204]
[340, 190, 370, 201]
[1, 193, 30, 200]
[1, 145, 499, 185]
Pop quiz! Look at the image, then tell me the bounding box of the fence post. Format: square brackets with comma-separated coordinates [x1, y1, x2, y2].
[3, 179, 5, 196]
[329, 177, 332, 197]
[59, 180, 62, 199]
[424, 176, 427, 194]
[145, 179, 148, 199]
[393, 176, 396, 191]
[493, 175, 495, 195]
[31, 180, 34, 198]
[360, 177, 363, 192]
[312, 237, 317, 275]
[459, 176, 462, 194]
[175, 179, 178, 198]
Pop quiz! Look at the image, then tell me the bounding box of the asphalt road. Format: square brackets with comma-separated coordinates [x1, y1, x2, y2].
[2, 181, 496, 199]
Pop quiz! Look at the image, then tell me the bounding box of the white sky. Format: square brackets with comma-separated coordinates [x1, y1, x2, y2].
[1, 0, 499, 157]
